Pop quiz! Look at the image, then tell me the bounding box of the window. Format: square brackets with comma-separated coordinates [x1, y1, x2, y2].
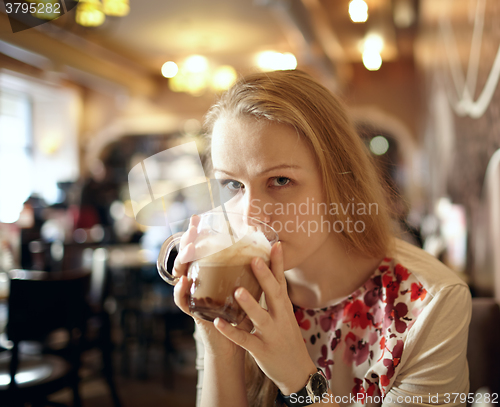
[0, 88, 33, 223]
[0, 70, 80, 223]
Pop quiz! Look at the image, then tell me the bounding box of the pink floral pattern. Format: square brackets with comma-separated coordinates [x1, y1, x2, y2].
[293, 258, 430, 403]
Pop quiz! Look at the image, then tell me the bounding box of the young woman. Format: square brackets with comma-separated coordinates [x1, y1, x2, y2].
[172, 70, 471, 406]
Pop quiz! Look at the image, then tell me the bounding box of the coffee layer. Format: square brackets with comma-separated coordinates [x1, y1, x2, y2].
[188, 263, 264, 325]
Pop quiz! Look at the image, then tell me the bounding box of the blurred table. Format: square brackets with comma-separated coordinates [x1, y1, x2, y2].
[107, 244, 154, 269]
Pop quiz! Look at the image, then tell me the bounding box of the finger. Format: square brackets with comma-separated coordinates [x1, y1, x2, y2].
[190, 214, 201, 228]
[237, 315, 255, 334]
[271, 241, 286, 286]
[179, 225, 197, 250]
[173, 243, 195, 276]
[214, 316, 260, 352]
[173, 275, 192, 316]
[251, 257, 282, 311]
[234, 287, 271, 334]
[178, 241, 196, 265]
[251, 242, 288, 315]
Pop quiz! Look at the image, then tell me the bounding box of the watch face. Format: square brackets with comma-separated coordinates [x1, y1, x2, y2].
[307, 371, 328, 398]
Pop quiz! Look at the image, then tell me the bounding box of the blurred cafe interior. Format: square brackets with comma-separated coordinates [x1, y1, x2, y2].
[0, 0, 500, 406]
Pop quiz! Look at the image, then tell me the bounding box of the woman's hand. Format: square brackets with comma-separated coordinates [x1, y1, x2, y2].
[213, 241, 318, 395]
[172, 215, 251, 358]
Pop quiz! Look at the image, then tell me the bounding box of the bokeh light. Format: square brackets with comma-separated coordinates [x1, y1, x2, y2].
[161, 61, 178, 78]
[257, 51, 297, 71]
[211, 65, 237, 92]
[349, 0, 368, 23]
[184, 55, 209, 73]
[362, 50, 382, 71]
[369, 136, 389, 155]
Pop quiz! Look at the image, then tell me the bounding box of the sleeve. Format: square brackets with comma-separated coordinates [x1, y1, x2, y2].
[194, 324, 205, 407]
[382, 284, 472, 407]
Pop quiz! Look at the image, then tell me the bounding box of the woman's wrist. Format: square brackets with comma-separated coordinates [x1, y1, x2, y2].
[204, 342, 246, 360]
[276, 360, 318, 396]
[204, 346, 246, 367]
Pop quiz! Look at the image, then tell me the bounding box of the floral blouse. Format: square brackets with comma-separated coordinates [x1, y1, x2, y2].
[292, 239, 471, 406]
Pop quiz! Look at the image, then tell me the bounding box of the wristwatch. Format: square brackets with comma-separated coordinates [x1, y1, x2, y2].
[276, 368, 329, 406]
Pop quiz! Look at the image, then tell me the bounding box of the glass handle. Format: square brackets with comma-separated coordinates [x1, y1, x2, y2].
[157, 232, 184, 285]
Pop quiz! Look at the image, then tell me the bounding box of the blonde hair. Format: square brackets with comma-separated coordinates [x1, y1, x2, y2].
[204, 70, 394, 406]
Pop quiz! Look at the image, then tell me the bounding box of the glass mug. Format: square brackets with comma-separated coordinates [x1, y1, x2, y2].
[157, 211, 279, 325]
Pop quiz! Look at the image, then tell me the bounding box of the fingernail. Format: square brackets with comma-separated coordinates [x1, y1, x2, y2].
[277, 241, 282, 254]
[236, 288, 248, 301]
[215, 317, 226, 328]
[254, 257, 263, 270]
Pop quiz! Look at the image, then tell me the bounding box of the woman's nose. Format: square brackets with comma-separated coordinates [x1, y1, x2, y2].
[243, 193, 271, 224]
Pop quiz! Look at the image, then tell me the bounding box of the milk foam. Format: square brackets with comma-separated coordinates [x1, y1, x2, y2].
[194, 229, 272, 266]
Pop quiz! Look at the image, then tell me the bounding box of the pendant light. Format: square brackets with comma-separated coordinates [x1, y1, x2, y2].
[75, 0, 106, 27]
[102, 0, 130, 17]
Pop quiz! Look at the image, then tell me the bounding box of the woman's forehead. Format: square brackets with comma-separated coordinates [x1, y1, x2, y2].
[211, 116, 300, 149]
[210, 116, 316, 173]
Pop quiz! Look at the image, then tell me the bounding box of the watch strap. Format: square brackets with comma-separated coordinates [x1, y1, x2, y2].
[276, 386, 309, 407]
[275, 368, 328, 407]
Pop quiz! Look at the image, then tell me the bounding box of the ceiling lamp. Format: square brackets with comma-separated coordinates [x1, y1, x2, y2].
[257, 51, 297, 72]
[161, 61, 179, 78]
[349, 0, 368, 23]
[76, 0, 106, 27]
[362, 50, 382, 71]
[29, 0, 62, 20]
[361, 33, 384, 71]
[166, 57, 238, 96]
[102, 0, 130, 17]
[169, 56, 210, 96]
[211, 66, 237, 92]
[184, 55, 209, 73]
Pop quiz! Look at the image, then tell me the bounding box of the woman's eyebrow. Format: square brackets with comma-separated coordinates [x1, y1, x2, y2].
[213, 164, 302, 177]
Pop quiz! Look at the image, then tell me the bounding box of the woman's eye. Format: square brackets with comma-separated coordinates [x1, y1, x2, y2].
[271, 177, 291, 187]
[222, 180, 244, 191]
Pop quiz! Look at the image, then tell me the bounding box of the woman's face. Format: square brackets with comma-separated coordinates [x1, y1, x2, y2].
[211, 115, 335, 271]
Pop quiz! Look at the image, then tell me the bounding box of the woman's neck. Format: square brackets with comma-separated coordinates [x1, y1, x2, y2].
[284, 234, 384, 309]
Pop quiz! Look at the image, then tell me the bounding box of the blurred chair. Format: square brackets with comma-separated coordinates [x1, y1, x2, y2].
[111, 247, 193, 384]
[80, 247, 122, 407]
[0, 270, 90, 407]
[467, 297, 500, 400]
